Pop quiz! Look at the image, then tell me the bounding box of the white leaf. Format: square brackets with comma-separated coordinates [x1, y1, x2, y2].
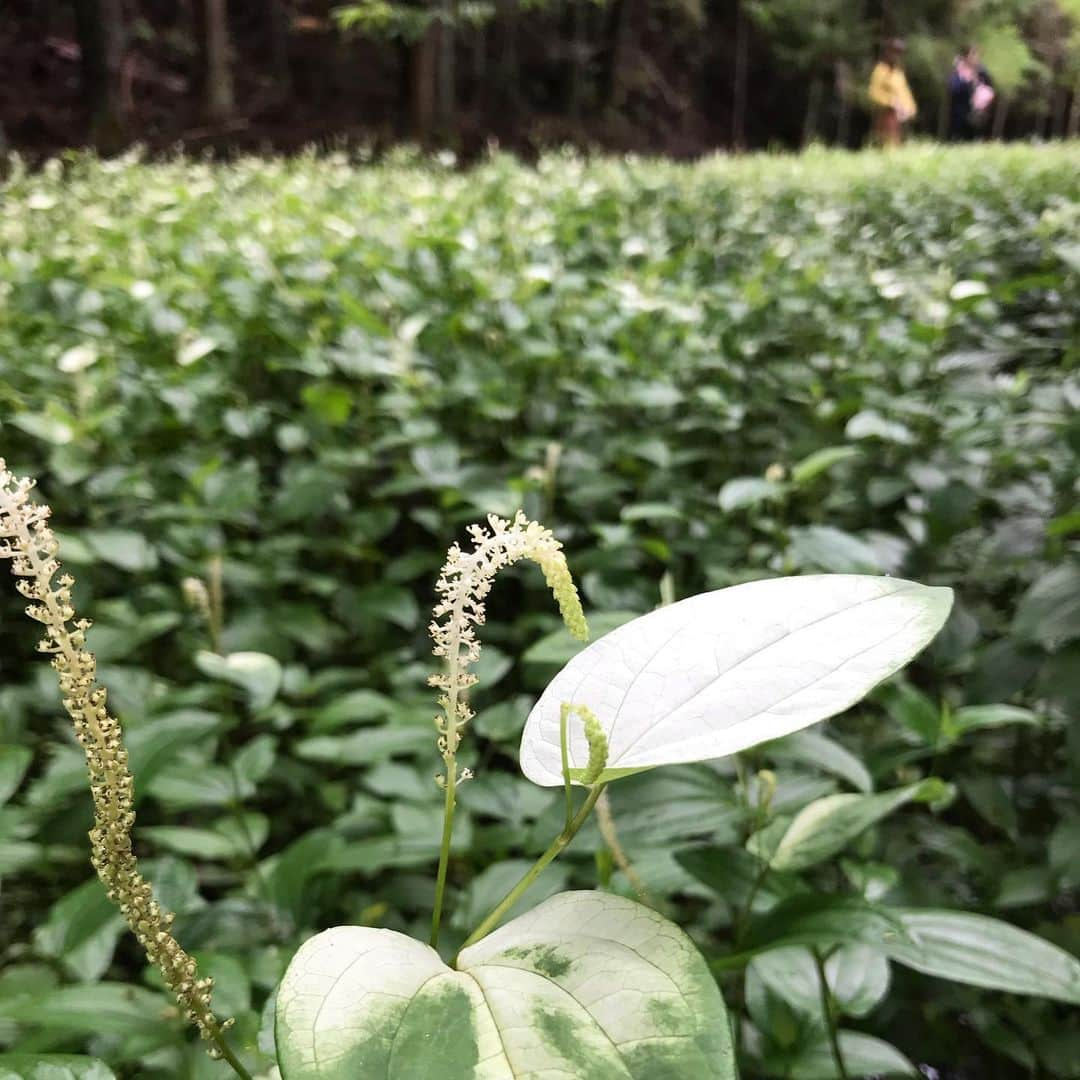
[844, 410, 915, 445]
[718, 476, 782, 512]
[57, 345, 99, 373]
[519, 575, 952, 787]
[195, 651, 282, 711]
[275, 891, 735, 1079]
[949, 279, 989, 300]
[176, 335, 218, 367]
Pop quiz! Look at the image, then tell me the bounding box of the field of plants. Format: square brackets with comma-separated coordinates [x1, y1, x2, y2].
[0, 143, 1078, 1080]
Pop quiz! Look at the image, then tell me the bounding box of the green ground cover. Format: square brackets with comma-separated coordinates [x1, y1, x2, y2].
[0, 143, 1078, 1078]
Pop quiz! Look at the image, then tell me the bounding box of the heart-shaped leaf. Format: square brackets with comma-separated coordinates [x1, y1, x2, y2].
[275, 891, 735, 1078]
[520, 575, 952, 786]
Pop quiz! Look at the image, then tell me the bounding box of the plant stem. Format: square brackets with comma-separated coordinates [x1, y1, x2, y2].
[211, 1027, 254, 1080]
[813, 947, 848, 1080]
[429, 758, 457, 948]
[595, 788, 653, 907]
[733, 857, 770, 949]
[560, 703, 574, 831]
[459, 783, 606, 954]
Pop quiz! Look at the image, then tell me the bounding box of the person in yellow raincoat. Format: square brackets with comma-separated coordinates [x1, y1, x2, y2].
[868, 38, 917, 146]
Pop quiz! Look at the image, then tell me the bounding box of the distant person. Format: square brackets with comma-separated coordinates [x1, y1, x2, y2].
[949, 45, 995, 141]
[869, 38, 917, 147]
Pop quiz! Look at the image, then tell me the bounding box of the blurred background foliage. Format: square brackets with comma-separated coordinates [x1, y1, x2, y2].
[0, 143, 1078, 1077]
[4, 0, 1080, 157]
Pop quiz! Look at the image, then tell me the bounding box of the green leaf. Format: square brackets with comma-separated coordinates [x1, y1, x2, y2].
[825, 945, 891, 1017]
[763, 730, 873, 793]
[0, 746, 32, 806]
[301, 382, 353, 425]
[295, 726, 430, 765]
[787, 1032, 916, 1078]
[81, 529, 158, 572]
[232, 734, 278, 789]
[751, 943, 890, 1023]
[677, 847, 802, 917]
[787, 527, 882, 574]
[749, 947, 823, 1019]
[0, 984, 176, 1039]
[960, 775, 1018, 838]
[10, 411, 76, 446]
[766, 780, 945, 872]
[948, 703, 1043, 738]
[142, 812, 269, 860]
[719, 895, 910, 969]
[522, 611, 640, 677]
[263, 829, 340, 927]
[790, 446, 860, 486]
[33, 878, 126, 983]
[275, 891, 735, 1078]
[311, 689, 395, 731]
[881, 910, 1080, 1004]
[0, 1055, 116, 1080]
[25, 709, 219, 811]
[451, 860, 570, 932]
[196, 650, 283, 711]
[1012, 563, 1080, 651]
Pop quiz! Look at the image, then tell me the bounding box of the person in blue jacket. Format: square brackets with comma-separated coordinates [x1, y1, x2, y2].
[949, 45, 995, 140]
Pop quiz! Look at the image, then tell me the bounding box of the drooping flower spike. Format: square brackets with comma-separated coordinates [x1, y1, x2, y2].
[428, 511, 587, 782]
[0, 460, 235, 1059]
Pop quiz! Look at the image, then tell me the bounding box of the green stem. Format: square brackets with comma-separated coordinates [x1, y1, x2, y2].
[459, 783, 606, 954]
[733, 857, 770, 949]
[429, 760, 457, 948]
[813, 948, 848, 1080]
[560, 704, 574, 831]
[211, 1027, 253, 1080]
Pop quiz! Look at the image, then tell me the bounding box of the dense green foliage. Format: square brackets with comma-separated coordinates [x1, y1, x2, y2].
[0, 143, 1078, 1079]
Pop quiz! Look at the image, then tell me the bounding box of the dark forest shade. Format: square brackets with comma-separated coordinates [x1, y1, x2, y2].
[2, 0, 1079, 156]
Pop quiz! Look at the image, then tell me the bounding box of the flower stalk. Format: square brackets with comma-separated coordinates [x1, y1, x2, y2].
[0, 461, 250, 1080]
[428, 512, 587, 948]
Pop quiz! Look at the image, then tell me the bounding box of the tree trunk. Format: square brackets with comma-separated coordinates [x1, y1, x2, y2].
[1051, 83, 1068, 138]
[435, 0, 456, 140]
[73, 0, 127, 147]
[492, 0, 520, 128]
[568, 0, 587, 124]
[1038, 81, 1054, 138]
[936, 88, 948, 140]
[258, 0, 291, 94]
[834, 59, 853, 147]
[732, 0, 748, 149]
[802, 71, 824, 146]
[607, 0, 645, 110]
[992, 93, 1009, 139]
[194, 0, 235, 123]
[410, 25, 438, 143]
[1068, 83, 1080, 139]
